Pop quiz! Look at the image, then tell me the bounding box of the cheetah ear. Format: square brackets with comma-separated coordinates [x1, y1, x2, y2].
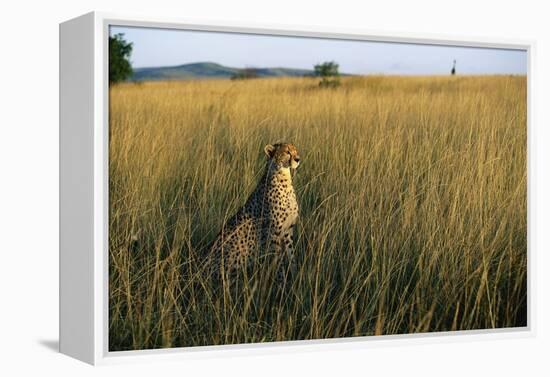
[264, 144, 275, 157]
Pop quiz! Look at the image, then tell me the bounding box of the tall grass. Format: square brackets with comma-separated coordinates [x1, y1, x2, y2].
[109, 76, 527, 351]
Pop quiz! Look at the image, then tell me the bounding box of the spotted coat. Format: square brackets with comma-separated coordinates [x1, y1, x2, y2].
[206, 143, 301, 281]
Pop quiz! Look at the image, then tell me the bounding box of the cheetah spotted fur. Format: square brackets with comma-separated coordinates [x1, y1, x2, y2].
[206, 143, 301, 282]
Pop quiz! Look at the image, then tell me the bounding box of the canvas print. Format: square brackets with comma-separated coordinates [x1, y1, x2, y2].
[108, 26, 527, 351]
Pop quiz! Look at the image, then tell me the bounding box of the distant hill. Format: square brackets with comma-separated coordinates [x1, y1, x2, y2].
[131, 62, 316, 81]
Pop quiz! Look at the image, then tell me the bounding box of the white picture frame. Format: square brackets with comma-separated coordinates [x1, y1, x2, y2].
[59, 11, 535, 365]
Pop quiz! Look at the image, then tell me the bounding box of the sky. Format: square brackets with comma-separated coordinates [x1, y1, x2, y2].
[110, 26, 527, 75]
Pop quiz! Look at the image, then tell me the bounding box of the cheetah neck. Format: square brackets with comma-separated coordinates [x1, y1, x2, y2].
[249, 163, 297, 216]
[264, 163, 293, 187]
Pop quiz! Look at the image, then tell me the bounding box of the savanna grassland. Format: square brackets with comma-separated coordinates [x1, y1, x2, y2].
[109, 75, 527, 351]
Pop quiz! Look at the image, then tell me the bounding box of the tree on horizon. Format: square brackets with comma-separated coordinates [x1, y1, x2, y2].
[109, 33, 133, 84]
[314, 61, 340, 87]
[231, 67, 260, 80]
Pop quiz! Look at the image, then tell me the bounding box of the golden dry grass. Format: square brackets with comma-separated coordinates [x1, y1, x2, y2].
[109, 75, 527, 351]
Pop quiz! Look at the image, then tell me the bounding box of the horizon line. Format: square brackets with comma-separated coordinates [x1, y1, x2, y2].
[130, 60, 526, 76]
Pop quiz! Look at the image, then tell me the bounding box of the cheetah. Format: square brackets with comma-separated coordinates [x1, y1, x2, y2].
[206, 143, 301, 282]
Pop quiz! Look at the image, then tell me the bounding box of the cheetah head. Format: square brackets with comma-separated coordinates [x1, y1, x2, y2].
[264, 143, 301, 172]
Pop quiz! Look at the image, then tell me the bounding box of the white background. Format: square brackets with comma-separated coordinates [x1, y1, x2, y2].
[0, 0, 548, 375]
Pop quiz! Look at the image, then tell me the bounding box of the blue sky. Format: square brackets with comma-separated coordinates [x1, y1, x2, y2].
[110, 26, 527, 75]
